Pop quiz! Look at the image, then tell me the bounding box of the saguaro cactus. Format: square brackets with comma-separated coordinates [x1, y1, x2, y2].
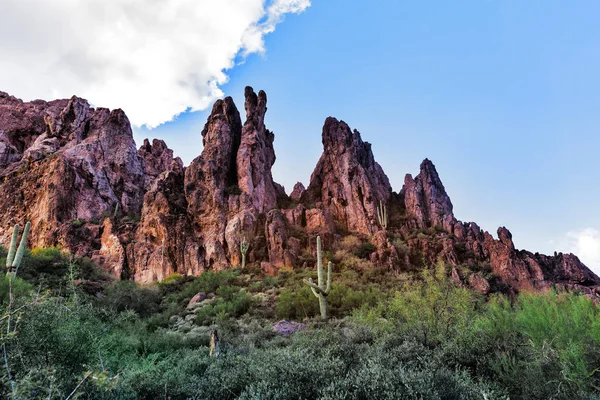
[377, 200, 388, 230]
[303, 236, 332, 320]
[240, 236, 249, 269]
[6, 222, 31, 276]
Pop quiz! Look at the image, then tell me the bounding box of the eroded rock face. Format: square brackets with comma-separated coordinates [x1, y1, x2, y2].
[303, 117, 392, 235]
[290, 182, 305, 201]
[0, 92, 183, 277]
[0, 93, 146, 267]
[92, 218, 126, 278]
[401, 159, 454, 229]
[1, 88, 597, 295]
[236, 87, 281, 213]
[183, 87, 287, 272]
[184, 96, 244, 271]
[128, 159, 200, 282]
[138, 138, 178, 190]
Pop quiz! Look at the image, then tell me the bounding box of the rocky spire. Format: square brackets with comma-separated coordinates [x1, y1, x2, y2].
[184, 87, 284, 271]
[402, 158, 454, 229]
[303, 117, 392, 235]
[236, 86, 280, 213]
[290, 182, 306, 201]
[138, 138, 179, 190]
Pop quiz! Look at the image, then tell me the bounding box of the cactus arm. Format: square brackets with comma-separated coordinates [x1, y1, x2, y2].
[303, 278, 325, 297]
[12, 222, 30, 273]
[6, 224, 19, 269]
[316, 236, 323, 288]
[325, 261, 332, 295]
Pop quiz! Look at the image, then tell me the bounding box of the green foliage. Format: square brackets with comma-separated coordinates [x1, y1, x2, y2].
[467, 292, 600, 399]
[384, 261, 478, 343]
[98, 281, 162, 317]
[351, 261, 600, 399]
[354, 241, 376, 259]
[195, 286, 254, 325]
[160, 269, 238, 305]
[0, 274, 32, 306]
[3, 248, 600, 399]
[276, 282, 383, 320]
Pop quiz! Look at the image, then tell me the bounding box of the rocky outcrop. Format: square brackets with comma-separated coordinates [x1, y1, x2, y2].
[183, 87, 287, 273]
[236, 87, 282, 213]
[0, 92, 146, 262]
[184, 95, 244, 271]
[401, 159, 454, 229]
[302, 117, 392, 235]
[290, 182, 305, 201]
[127, 158, 200, 282]
[0, 87, 597, 295]
[92, 218, 126, 278]
[138, 138, 178, 190]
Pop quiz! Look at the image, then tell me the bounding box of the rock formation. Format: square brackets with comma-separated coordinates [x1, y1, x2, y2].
[183, 87, 286, 274]
[0, 91, 147, 253]
[401, 158, 454, 229]
[398, 159, 599, 294]
[302, 117, 392, 235]
[0, 87, 598, 295]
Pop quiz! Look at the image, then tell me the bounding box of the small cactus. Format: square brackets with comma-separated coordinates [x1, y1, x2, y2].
[6, 222, 31, 276]
[303, 236, 332, 320]
[240, 236, 249, 269]
[377, 200, 388, 230]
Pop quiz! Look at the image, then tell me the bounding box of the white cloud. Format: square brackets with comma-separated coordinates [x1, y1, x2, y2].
[0, 0, 310, 128]
[558, 228, 600, 275]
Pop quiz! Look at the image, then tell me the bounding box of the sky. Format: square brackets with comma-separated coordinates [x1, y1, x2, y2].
[1, 1, 599, 273]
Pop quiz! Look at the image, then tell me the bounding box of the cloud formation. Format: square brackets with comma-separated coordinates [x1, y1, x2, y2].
[0, 0, 310, 128]
[559, 228, 600, 274]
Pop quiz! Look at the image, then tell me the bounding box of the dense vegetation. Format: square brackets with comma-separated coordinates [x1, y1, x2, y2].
[1, 246, 600, 399]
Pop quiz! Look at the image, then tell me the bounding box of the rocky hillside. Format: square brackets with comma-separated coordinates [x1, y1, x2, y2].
[0, 88, 597, 294]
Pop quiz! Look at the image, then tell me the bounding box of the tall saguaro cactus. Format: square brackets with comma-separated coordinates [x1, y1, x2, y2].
[303, 236, 332, 320]
[377, 200, 388, 230]
[6, 222, 31, 276]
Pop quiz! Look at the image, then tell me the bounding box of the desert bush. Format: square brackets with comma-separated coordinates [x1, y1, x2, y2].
[98, 280, 161, 317]
[3, 248, 600, 399]
[195, 286, 254, 325]
[470, 292, 600, 399]
[0, 274, 33, 306]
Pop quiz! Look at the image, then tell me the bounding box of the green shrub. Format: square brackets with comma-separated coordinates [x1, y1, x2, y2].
[195, 286, 254, 325]
[0, 275, 33, 306]
[98, 281, 161, 317]
[383, 262, 477, 344]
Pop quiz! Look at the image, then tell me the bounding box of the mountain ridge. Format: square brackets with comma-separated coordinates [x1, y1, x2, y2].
[0, 87, 597, 296]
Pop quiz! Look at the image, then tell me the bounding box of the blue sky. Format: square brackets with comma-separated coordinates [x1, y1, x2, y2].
[1, 0, 598, 271]
[134, 0, 600, 270]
